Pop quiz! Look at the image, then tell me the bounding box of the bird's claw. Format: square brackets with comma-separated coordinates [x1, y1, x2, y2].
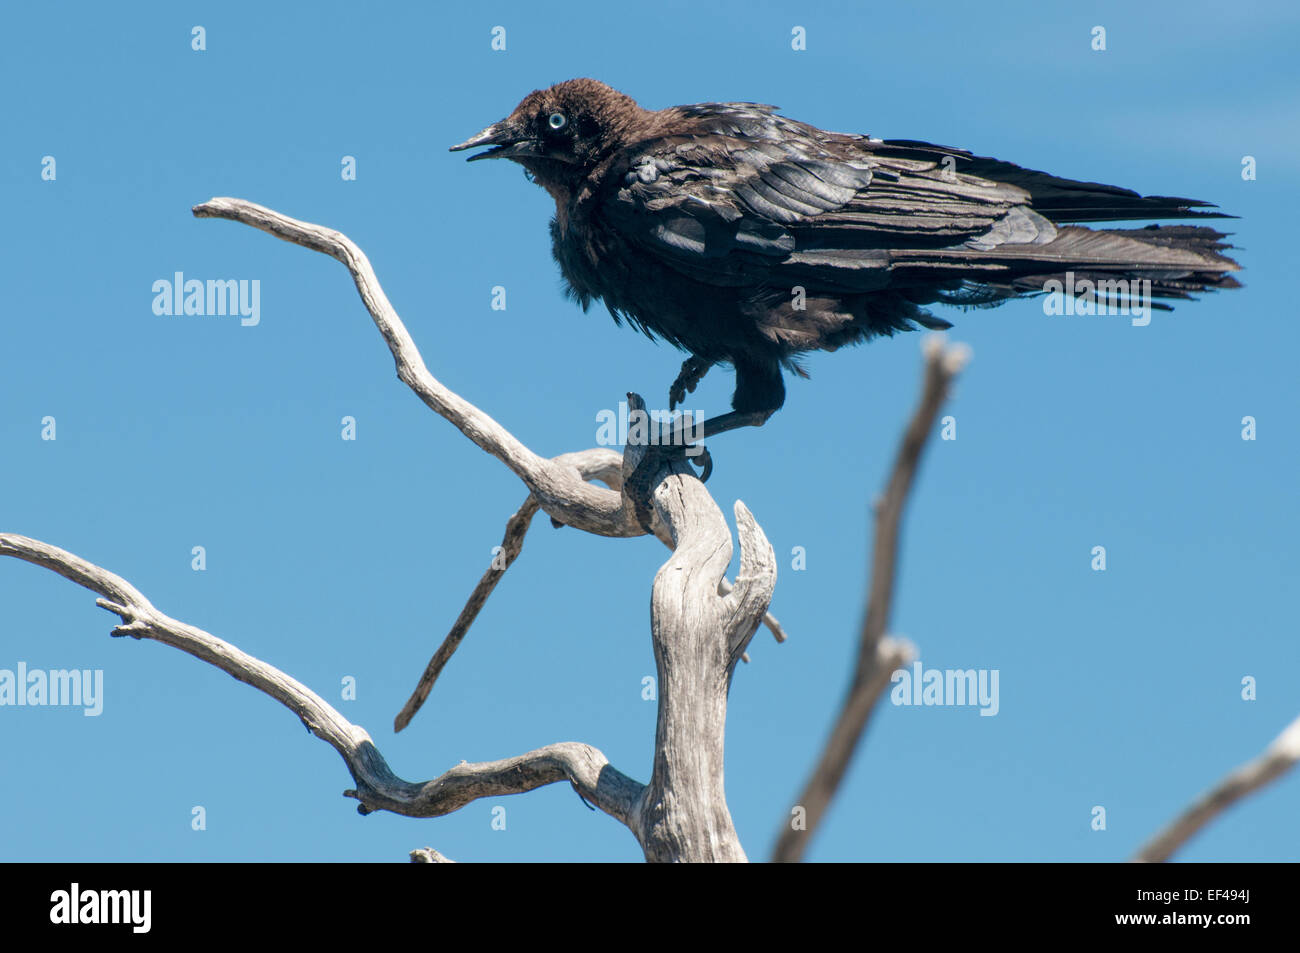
[687, 445, 713, 483]
[668, 355, 711, 411]
[626, 439, 713, 532]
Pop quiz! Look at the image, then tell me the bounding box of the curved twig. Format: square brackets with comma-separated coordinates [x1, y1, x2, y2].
[192, 197, 645, 539]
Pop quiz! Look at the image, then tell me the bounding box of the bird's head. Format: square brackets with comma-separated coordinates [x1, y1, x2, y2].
[450, 79, 646, 198]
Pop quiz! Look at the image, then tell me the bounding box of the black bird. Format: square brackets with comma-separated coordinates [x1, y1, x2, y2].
[451, 79, 1240, 439]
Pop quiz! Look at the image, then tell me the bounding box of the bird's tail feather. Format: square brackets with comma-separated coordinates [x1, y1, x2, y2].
[894, 222, 1241, 314]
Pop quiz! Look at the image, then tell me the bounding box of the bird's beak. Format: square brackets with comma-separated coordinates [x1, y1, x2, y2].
[449, 119, 543, 162]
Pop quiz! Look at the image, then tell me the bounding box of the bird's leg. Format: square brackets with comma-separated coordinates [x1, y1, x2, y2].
[662, 408, 775, 448]
[692, 408, 776, 440]
[661, 354, 780, 473]
[659, 408, 776, 484]
[627, 354, 777, 525]
[669, 355, 712, 411]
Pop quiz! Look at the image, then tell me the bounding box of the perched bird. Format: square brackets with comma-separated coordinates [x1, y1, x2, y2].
[451, 79, 1240, 439]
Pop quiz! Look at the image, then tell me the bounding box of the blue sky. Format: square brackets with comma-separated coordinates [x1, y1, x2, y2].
[1, 0, 1296, 862]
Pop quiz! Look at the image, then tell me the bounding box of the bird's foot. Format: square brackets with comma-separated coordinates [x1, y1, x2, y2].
[690, 445, 713, 483]
[626, 439, 712, 531]
[624, 405, 770, 531]
[656, 408, 773, 482]
[669, 355, 712, 411]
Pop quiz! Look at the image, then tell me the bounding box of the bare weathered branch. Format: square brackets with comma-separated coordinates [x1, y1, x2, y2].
[772, 336, 969, 863]
[1132, 713, 1300, 863]
[186, 200, 782, 862]
[398, 447, 791, 728]
[647, 506, 789, 655]
[0, 533, 645, 832]
[623, 398, 777, 862]
[4, 199, 784, 863]
[192, 197, 644, 539]
[195, 202, 790, 761]
[362, 741, 645, 827]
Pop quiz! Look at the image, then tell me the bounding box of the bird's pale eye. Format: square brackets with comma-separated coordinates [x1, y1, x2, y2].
[548, 112, 567, 130]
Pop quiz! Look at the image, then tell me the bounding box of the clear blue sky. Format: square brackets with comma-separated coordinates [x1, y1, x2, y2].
[1, 0, 1296, 862]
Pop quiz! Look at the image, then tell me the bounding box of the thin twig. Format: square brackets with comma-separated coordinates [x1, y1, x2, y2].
[393, 450, 624, 732]
[1132, 713, 1300, 862]
[398, 452, 792, 727]
[771, 335, 969, 862]
[395, 494, 540, 732]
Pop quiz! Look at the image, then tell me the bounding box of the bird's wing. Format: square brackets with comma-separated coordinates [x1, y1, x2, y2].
[594, 103, 1236, 353]
[873, 139, 1231, 223]
[598, 102, 1054, 294]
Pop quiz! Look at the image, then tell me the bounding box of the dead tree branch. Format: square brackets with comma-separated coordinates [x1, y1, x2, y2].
[772, 336, 969, 862]
[192, 199, 787, 754]
[395, 448, 622, 732]
[192, 197, 644, 539]
[396, 493, 540, 733]
[1, 198, 778, 862]
[0, 534, 645, 830]
[397, 450, 789, 729]
[1132, 712, 1300, 862]
[622, 394, 777, 861]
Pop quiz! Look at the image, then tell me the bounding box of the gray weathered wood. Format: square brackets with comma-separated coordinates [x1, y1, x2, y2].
[622, 403, 776, 860]
[1, 198, 779, 862]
